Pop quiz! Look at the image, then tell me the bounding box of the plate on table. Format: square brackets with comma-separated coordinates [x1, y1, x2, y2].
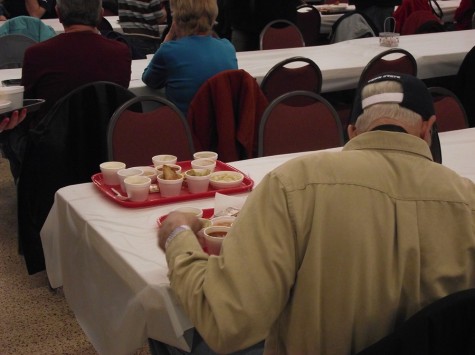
[0, 99, 45, 119]
[92, 160, 254, 208]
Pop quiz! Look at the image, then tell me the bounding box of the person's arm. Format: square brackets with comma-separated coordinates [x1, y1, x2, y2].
[160, 171, 296, 353]
[0, 109, 28, 133]
[25, 0, 46, 18]
[141, 44, 169, 89]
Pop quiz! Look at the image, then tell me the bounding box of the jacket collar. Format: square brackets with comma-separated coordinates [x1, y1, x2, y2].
[343, 130, 434, 161]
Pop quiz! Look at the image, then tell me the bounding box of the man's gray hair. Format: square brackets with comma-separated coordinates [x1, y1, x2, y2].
[56, 0, 102, 27]
[355, 80, 422, 132]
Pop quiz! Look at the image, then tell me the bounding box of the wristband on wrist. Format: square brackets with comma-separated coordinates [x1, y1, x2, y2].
[165, 224, 191, 250]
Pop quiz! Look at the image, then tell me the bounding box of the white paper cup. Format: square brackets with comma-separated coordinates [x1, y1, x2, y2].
[191, 158, 216, 172]
[117, 167, 143, 191]
[185, 168, 211, 193]
[171, 206, 203, 218]
[0, 100, 12, 114]
[157, 173, 184, 197]
[0, 86, 24, 111]
[124, 175, 151, 202]
[100, 161, 126, 185]
[134, 166, 157, 183]
[203, 226, 230, 255]
[152, 154, 178, 167]
[155, 164, 182, 175]
[193, 151, 218, 161]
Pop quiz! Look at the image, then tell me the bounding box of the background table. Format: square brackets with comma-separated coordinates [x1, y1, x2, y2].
[41, 16, 122, 34]
[317, 0, 461, 34]
[40, 128, 475, 355]
[1, 29, 473, 98]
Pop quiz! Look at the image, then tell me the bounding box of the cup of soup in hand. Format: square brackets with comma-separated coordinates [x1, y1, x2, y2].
[203, 226, 230, 255]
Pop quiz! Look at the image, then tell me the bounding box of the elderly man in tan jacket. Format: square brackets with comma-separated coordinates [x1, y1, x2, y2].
[157, 73, 475, 354]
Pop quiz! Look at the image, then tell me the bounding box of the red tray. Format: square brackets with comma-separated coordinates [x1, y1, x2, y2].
[92, 160, 254, 207]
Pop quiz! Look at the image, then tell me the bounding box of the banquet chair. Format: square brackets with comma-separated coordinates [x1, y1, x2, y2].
[428, 87, 469, 132]
[0, 15, 55, 42]
[108, 95, 195, 166]
[358, 48, 418, 89]
[328, 11, 377, 43]
[454, 45, 475, 127]
[260, 56, 323, 103]
[356, 288, 475, 355]
[259, 19, 305, 50]
[17, 81, 135, 274]
[258, 90, 344, 157]
[0, 34, 37, 69]
[296, 4, 321, 46]
[187, 69, 269, 162]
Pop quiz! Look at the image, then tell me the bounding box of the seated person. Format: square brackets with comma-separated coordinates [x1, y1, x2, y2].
[157, 73, 475, 354]
[2, 0, 131, 180]
[142, 0, 237, 116]
[350, 0, 402, 33]
[2, 0, 57, 19]
[118, 0, 167, 36]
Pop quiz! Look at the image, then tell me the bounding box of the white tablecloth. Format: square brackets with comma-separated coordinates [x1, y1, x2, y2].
[1, 29, 474, 96]
[40, 128, 475, 355]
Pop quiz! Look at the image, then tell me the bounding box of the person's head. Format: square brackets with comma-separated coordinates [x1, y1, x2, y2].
[56, 0, 103, 27]
[170, 0, 218, 37]
[348, 73, 436, 145]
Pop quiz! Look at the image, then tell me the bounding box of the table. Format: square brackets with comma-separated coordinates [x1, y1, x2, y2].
[40, 16, 122, 34]
[40, 128, 475, 355]
[317, 0, 461, 34]
[1, 29, 474, 96]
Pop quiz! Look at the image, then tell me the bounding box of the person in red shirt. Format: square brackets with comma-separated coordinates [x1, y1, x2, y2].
[3, 0, 132, 180]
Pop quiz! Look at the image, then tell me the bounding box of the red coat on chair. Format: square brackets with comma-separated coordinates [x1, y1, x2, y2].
[187, 69, 269, 162]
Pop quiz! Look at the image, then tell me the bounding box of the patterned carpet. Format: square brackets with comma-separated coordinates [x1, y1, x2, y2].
[0, 157, 150, 355]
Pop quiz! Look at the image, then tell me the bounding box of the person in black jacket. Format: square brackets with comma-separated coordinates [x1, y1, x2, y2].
[350, 0, 402, 33]
[221, 0, 301, 51]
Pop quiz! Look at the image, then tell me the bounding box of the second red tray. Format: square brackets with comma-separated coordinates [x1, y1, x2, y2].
[92, 160, 254, 207]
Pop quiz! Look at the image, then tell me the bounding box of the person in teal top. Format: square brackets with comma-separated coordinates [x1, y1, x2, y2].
[142, 0, 238, 116]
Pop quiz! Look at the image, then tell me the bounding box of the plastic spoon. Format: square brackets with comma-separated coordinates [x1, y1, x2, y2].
[111, 188, 128, 201]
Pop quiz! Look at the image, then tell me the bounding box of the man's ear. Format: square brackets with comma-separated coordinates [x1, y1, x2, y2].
[347, 124, 358, 140]
[420, 115, 436, 144]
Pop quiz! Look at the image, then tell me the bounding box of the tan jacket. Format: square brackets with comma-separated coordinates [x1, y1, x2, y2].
[166, 131, 475, 354]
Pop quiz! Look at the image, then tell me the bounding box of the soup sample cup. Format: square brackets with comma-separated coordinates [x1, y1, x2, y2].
[157, 173, 184, 197]
[155, 164, 182, 176]
[100, 161, 126, 185]
[172, 206, 203, 218]
[124, 175, 151, 202]
[184, 168, 211, 193]
[203, 226, 230, 255]
[193, 151, 218, 161]
[152, 154, 177, 167]
[211, 215, 236, 227]
[191, 158, 216, 172]
[135, 166, 157, 183]
[118, 167, 143, 191]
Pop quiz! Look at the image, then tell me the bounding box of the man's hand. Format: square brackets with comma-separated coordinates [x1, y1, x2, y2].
[158, 211, 203, 251]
